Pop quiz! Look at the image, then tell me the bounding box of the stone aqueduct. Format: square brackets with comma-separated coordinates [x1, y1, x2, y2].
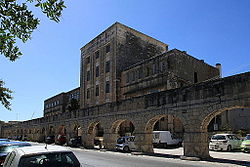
[2, 72, 250, 158]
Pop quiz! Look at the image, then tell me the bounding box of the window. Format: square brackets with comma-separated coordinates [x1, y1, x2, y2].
[105, 61, 110, 73]
[106, 44, 110, 53]
[146, 67, 150, 77]
[194, 72, 198, 83]
[95, 51, 99, 59]
[131, 71, 135, 81]
[86, 57, 90, 64]
[95, 66, 99, 77]
[87, 89, 90, 99]
[87, 71, 90, 81]
[138, 68, 143, 79]
[105, 81, 110, 93]
[95, 85, 99, 96]
[126, 73, 130, 83]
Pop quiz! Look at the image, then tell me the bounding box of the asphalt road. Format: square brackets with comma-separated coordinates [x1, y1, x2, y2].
[70, 148, 244, 167]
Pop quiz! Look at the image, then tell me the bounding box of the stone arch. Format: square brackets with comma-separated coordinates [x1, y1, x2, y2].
[71, 122, 83, 138]
[87, 122, 99, 135]
[136, 114, 184, 153]
[57, 125, 67, 135]
[201, 106, 249, 132]
[84, 121, 102, 148]
[111, 119, 135, 136]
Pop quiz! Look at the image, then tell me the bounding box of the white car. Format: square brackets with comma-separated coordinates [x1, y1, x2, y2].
[116, 136, 136, 152]
[3, 145, 81, 167]
[209, 134, 242, 151]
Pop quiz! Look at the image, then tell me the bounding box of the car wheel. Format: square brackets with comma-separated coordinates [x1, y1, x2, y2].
[227, 145, 232, 151]
[123, 146, 129, 152]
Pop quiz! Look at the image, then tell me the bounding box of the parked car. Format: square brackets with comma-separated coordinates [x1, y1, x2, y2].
[0, 142, 31, 167]
[55, 135, 67, 145]
[45, 136, 55, 144]
[152, 131, 182, 148]
[3, 145, 81, 167]
[0, 139, 10, 143]
[209, 134, 242, 151]
[116, 136, 136, 152]
[240, 134, 250, 152]
[68, 137, 82, 147]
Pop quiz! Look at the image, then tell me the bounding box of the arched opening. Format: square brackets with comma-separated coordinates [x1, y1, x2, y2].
[87, 122, 104, 148]
[201, 106, 250, 159]
[107, 119, 135, 151]
[145, 114, 184, 154]
[55, 125, 67, 145]
[118, 120, 135, 137]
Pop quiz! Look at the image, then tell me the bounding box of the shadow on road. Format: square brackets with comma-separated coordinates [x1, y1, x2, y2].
[143, 152, 250, 167]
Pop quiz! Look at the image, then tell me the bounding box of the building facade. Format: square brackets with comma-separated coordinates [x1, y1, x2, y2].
[80, 22, 168, 108]
[44, 87, 80, 117]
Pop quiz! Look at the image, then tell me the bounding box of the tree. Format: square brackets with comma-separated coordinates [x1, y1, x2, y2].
[0, 0, 66, 110]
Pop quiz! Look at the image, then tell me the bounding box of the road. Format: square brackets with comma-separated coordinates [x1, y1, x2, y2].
[31, 142, 250, 167]
[70, 147, 250, 167]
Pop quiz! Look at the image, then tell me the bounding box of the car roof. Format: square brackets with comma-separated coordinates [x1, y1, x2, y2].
[212, 134, 235, 136]
[14, 145, 72, 156]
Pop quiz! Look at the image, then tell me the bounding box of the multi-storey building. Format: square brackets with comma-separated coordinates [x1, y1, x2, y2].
[80, 22, 220, 109]
[43, 87, 80, 116]
[79, 22, 220, 136]
[120, 49, 220, 99]
[80, 22, 168, 108]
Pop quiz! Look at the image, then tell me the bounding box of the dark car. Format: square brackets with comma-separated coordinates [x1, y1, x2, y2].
[68, 137, 82, 147]
[55, 135, 67, 145]
[0, 141, 31, 166]
[45, 136, 55, 144]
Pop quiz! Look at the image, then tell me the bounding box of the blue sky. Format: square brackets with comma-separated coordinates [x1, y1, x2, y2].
[0, 0, 250, 121]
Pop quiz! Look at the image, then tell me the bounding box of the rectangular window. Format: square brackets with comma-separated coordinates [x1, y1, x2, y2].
[131, 71, 135, 81]
[86, 57, 90, 64]
[194, 72, 198, 83]
[126, 73, 130, 83]
[87, 89, 90, 99]
[105, 81, 110, 93]
[105, 61, 110, 73]
[145, 67, 150, 77]
[95, 51, 99, 59]
[138, 68, 143, 79]
[106, 44, 110, 53]
[95, 85, 99, 96]
[87, 71, 90, 81]
[96, 66, 99, 77]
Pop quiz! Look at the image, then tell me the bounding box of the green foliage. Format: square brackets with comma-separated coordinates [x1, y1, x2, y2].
[0, 80, 13, 110]
[0, 0, 66, 110]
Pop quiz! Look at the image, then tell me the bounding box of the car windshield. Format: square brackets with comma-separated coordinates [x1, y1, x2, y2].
[18, 152, 80, 167]
[211, 135, 226, 140]
[117, 138, 125, 144]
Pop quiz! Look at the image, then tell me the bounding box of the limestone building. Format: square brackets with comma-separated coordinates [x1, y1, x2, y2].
[80, 22, 168, 108]
[44, 87, 80, 116]
[80, 22, 220, 109]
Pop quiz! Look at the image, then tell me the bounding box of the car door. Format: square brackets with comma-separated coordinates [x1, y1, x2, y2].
[128, 137, 136, 150]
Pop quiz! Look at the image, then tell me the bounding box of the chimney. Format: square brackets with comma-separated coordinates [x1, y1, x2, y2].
[216, 63, 222, 78]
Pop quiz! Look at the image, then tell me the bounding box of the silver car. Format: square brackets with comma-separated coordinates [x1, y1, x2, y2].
[3, 145, 81, 167]
[209, 134, 242, 151]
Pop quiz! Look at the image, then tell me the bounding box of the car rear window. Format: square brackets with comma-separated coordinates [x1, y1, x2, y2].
[18, 152, 80, 167]
[211, 135, 226, 140]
